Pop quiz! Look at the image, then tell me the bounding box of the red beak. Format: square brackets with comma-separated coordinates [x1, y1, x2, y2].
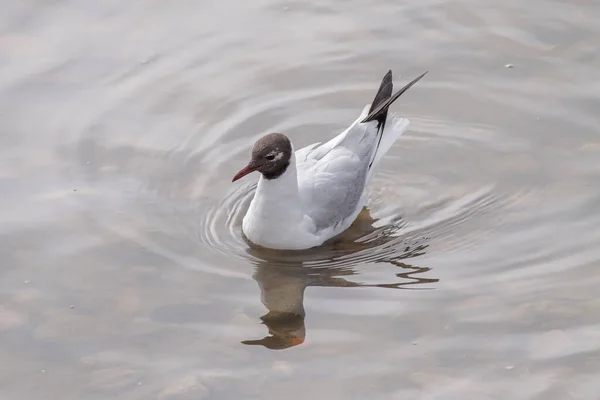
[232, 164, 257, 182]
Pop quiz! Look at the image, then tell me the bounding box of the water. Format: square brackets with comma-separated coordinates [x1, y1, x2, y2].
[1, 0, 600, 398]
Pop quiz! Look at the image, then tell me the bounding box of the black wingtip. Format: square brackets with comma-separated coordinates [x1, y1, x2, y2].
[367, 70, 394, 117]
[361, 70, 428, 124]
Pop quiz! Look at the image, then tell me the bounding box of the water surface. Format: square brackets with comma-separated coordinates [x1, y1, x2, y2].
[1, 0, 600, 398]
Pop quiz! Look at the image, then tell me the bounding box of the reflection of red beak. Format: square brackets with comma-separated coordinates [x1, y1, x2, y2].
[232, 164, 257, 182]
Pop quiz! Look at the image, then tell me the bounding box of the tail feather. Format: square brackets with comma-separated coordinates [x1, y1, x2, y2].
[364, 70, 428, 168]
[367, 70, 393, 132]
[366, 116, 410, 182]
[362, 70, 428, 125]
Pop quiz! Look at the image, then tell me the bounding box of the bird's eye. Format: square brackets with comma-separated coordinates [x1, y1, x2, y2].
[265, 154, 275, 161]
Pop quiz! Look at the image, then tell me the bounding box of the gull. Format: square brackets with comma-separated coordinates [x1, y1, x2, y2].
[232, 70, 427, 250]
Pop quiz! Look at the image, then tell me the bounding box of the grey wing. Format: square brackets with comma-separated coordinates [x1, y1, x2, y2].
[298, 144, 372, 232]
[294, 105, 371, 165]
[295, 106, 379, 231]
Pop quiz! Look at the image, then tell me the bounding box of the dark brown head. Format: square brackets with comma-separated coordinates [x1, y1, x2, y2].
[232, 133, 293, 182]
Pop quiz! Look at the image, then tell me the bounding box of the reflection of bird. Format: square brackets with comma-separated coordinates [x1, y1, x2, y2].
[241, 209, 437, 350]
[231, 70, 427, 250]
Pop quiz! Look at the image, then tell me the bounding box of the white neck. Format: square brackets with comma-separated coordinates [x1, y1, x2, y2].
[251, 152, 302, 220]
[242, 152, 307, 247]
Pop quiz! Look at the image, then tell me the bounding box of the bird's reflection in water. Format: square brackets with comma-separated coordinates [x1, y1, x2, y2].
[241, 208, 437, 350]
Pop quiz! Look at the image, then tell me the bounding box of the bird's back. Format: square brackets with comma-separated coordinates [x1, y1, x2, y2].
[292, 70, 428, 238]
[296, 109, 409, 234]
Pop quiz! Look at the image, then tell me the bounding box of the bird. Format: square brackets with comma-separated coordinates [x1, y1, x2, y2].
[231, 69, 427, 250]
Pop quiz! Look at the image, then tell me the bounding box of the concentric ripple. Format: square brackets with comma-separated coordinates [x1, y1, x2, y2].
[62, 40, 566, 290]
[194, 165, 530, 278]
[197, 178, 429, 268]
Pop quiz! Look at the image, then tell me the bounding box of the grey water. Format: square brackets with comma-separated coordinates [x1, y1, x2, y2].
[1, 0, 600, 399]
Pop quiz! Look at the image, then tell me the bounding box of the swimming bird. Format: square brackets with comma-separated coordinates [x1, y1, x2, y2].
[232, 70, 427, 250]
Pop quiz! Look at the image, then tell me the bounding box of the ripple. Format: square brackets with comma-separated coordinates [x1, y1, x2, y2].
[67, 78, 542, 290]
[196, 172, 512, 278]
[61, 21, 597, 295]
[197, 179, 420, 266]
